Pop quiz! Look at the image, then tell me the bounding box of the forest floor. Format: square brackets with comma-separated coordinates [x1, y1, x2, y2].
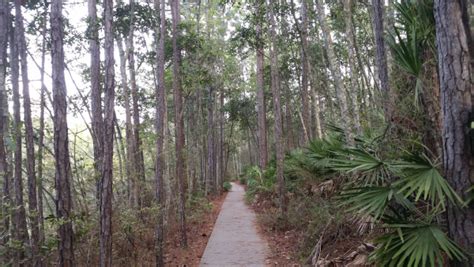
[200, 182, 269, 266]
[164, 192, 227, 266]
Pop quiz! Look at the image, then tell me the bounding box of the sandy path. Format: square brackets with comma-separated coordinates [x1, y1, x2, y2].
[200, 182, 269, 267]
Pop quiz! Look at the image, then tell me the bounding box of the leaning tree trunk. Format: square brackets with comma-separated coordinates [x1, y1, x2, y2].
[314, 0, 354, 145]
[100, 0, 115, 265]
[51, 0, 75, 264]
[171, 0, 188, 248]
[153, 0, 166, 264]
[434, 0, 474, 265]
[266, 0, 287, 214]
[300, 0, 312, 142]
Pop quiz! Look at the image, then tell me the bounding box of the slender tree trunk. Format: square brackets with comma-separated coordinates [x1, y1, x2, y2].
[0, 0, 10, 262]
[300, 0, 312, 142]
[266, 0, 287, 214]
[88, 0, 104, 208]
[434, 1, 474, 264]
[255, 1, 268, 170]
[344, 0, 362, 135]
[371, 0, 391, 120]
[37, 2, 48, 256]
[15, 2, 41, 264]
[11, 9, 30, 263]
[99, 0, 115, 265]
[218, 89, 224, 191]
[315, 0, 353, 144]
[51, 0, 75, 264]
[127, 0, 145, 207]
[170, 0, 188, 248]
[206, 86, 216, 195]
[154, 0, 166, 264]
[117, 38, 137, 207]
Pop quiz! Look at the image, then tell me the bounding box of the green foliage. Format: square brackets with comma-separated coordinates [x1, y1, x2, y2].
[223, 181, 232, 192]
[306, 129, 468, 266]
[372, 223, 466, 267]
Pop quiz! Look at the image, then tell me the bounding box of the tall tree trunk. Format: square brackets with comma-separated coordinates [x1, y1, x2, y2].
[11, 8, 30, 263]
[266, 0, 287, 214]
[117, 38, 137, 207]
[153, 0, 166, 264]
[434, 1, 474, 264]
[315, 0, 353, 144]
[15, 0, 41, 263]
[344, 0, 362, 135]
[170, 0, 188, 248]
[51, 0, 74, 264]
[127, 0, 145, 207]
[100, 0, 115, 265]
[206, 86, 216, 195]
[218, 89, 225, 191]
[371, 0, 391, 120]
[300, 0, 312, 142]
[255, 1, 268, 170]
[37, 2, 48, 256]
[0, 0, 10, 262]
[100, 0, 115, 267]
[88, 0, 104, 208]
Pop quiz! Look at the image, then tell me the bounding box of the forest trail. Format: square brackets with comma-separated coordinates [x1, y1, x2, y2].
[200, 183, 269, 267]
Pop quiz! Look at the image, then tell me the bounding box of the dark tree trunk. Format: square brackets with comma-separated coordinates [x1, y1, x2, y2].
[371, 0, 391, 120]
[100, 0, 115, 265]
[266, 0, 287, 214]
[206, 86, 216, 195]
[300, 0, 311, 142]
[128, 0, 145, 207]
[0, 0, 10, 262]
[434, 0, 474, 264]
[11, 8, 30, 263]
[15, 2, 41, 264]
[170, 0, 188, 248]
[153, 0, 166, 264]
[51, 0, 75, 264]
[255, 1, 268, 170]
[88, 0, 104, 207]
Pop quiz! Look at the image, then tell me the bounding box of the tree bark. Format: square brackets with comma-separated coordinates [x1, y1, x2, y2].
[51, 0, 75, 264]
[170, 0, 188, 248]
[15, 2, 41, 264]
[0, 0, 10, 262]
[255, 1, 268, 170]
[100, 0, 115, 265]
[11, 8, 30, 263]
[127, 0, 145, 207]
[206, 86, 216, 195]
[88, 0, 104, 208]
[154, 0, 166, 264]
[434, 0, 474, 264]
[266, 0, 287, 214]
[371, 0, 391, 120]
[300, 0, 312, 142]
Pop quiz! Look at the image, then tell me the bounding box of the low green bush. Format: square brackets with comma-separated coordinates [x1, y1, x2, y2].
[223, 181, 232, 191]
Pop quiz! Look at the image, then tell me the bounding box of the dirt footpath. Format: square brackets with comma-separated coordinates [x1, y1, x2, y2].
[200, 182, 269, 267]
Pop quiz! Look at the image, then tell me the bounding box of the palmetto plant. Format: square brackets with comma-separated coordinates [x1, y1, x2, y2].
[303, 129, 467, 266]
